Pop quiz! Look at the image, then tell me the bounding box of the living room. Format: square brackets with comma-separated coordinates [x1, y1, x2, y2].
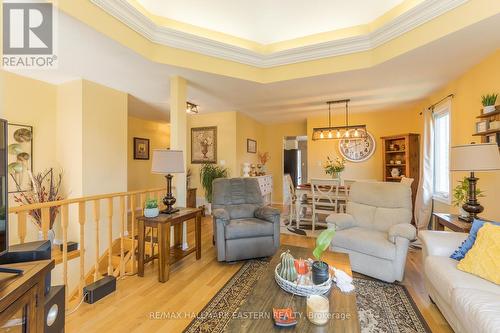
[0, 0, 499, 332]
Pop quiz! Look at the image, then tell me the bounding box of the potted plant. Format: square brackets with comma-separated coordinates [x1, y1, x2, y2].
[200, 163, 229, 214]
[482, 93, 498, 114]
[12, 168, 63, 245]
[311, 228, 336, 285]
[144, 199, 159, 218]
[324, 156, 346, 180]
[452, 177, 484, 219]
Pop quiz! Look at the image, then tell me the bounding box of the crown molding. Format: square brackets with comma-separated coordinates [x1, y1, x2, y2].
[90, 0, 469, 68]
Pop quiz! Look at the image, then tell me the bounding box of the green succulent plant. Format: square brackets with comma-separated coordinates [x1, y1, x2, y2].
[481, 93, 498, 107]
[145, 199, 158, 209]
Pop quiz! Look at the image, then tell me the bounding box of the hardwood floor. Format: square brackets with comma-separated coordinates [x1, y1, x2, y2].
[66, 216, 452, 333]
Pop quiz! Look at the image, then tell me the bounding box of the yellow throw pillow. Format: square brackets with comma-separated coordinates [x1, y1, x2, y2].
[457, 223, 500, 284]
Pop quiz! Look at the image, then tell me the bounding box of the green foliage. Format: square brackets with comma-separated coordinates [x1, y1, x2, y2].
[481, 94, 498, 107]
[200, 164, 229, 203]
[452, 177, 484, 207]
[145, 198, 158, 209]
[313, 229, 336, 261]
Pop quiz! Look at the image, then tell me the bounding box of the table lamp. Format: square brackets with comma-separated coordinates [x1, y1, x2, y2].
[151, 149, 185, 214]
[450, 143, 500, 222]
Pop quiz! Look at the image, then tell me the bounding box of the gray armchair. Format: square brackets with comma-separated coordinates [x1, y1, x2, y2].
[212, 178, 280, 262]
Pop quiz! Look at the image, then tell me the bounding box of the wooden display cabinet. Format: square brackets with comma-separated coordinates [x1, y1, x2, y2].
[381, 133, 420, 223]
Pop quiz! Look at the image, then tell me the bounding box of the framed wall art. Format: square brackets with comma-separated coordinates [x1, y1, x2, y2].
[247, 139, 257, 153]
[133, 137, 150, 160]
[8, 123, 33, 193]
[191, 126, 217, 164]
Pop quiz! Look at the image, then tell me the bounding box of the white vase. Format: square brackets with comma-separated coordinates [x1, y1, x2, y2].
[144, 207, 159, 218]
[242, 163, 251, 177]
[459, 207, 469, 219]
[483, 105, 496, 114]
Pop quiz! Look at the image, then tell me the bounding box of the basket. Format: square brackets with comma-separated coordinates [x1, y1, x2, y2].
[274, 263, 332, 297]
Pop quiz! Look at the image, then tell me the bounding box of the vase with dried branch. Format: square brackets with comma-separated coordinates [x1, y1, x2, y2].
[257, 152, 270, 175]
[12, 168, 63, 243]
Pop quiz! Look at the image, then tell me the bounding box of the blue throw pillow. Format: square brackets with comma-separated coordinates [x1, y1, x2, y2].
[450, 219, 500, 260]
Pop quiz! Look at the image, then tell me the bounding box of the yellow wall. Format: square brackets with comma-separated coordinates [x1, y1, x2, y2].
[236, 112, 266, 175]
[307, 107, 422, 181]
[187, 111, 237, 201]
[416, 49, 500, 221]
[1, 70, 58, 243]
[127, 116, 170, 191]
[263, 121, 308, 203]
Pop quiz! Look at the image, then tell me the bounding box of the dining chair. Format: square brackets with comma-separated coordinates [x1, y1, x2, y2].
[310, 178, 341, 232]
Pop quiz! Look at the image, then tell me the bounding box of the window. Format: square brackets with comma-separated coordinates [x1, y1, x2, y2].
[433, 104, 451, 203]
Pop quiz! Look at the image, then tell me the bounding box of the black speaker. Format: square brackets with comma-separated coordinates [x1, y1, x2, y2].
[44, 285, 65, 333]
[0, 240, 52, 294]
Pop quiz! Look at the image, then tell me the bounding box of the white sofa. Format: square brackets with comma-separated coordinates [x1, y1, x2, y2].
[420, 230, 500, 333]
[326, 181, 416, 282]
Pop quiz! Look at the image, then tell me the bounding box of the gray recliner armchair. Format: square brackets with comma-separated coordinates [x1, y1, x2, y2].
[212, 178, 280, 262]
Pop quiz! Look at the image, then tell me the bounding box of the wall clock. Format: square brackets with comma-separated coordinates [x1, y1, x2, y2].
[338, 129, 376, 162]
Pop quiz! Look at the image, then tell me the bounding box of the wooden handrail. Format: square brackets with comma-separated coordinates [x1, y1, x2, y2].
[8, 187, 165, 213]
[7, 186, 166, 307]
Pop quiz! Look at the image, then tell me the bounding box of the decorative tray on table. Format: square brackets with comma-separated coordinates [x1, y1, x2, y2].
[274, 263, 332, 297]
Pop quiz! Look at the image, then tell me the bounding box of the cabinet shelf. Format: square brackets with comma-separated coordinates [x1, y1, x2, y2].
[386, 164, 405, 166]
[385, 150, 406, 153]
[472, 128, 500, 136]
[476, 109, 500, 118]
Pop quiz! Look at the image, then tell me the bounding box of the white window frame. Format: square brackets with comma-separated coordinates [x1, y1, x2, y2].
[432, 101, 452, 204]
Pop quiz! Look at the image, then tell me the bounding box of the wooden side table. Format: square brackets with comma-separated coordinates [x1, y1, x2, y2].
[137, 207, 202, 283]
[432, 213, 471, 233]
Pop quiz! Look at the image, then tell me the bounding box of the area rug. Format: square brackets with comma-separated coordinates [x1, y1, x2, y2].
[280, 215, 326, 238]
[183, 260, 430, 333]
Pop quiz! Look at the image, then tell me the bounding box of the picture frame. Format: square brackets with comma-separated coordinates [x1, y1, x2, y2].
[475, 120, 488, 134]
[133, 137, 150, 160]
[7, 123, 33, 193]
[191, 126, 217, 164]
[247, 139, 257, 153]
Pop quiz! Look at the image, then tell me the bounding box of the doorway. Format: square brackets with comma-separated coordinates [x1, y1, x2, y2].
[283, 136, 308, 188]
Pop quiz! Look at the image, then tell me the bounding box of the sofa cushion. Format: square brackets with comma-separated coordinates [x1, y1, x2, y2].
[225, 218, 274, 240]
[225, 204, 260, 219]
[424, 256, 500, 304]
[457, 223, 500, 284]
[373, 207, 413, 232]
[332, 227, 396, 260]
[450, 219, 500, 260]
[346, 202, 376, 229]
[452, 288, 500, 333]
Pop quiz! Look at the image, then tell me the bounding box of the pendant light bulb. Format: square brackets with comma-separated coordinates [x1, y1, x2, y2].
[345, 130, 350, 138]
[336, 131, 340, 138]
[328, 131, 333, 138]
[354, 129, 359, 137]
[320, 132, 324, 139]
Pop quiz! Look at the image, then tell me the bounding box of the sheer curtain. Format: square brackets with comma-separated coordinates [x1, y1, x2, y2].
[415, 107, 434, 233]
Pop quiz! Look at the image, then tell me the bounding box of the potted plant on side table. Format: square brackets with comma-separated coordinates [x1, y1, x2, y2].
[311, 228, 336, 285]
[144, 199, 159, 218]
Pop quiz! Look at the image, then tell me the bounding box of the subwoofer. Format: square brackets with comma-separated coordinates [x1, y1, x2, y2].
[44, 285, 65, 333]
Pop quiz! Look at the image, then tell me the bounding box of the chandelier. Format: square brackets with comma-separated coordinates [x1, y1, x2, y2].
[312, 99, 367, 140]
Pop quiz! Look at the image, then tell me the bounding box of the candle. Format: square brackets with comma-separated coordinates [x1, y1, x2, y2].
[306, 295, 330, 325]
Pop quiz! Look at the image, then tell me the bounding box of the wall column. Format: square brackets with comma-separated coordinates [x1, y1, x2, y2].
[170, 76, 188, 249]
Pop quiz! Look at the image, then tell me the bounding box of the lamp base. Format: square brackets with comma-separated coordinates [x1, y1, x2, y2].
[161, 207, 180, 215]
[458, 215, 474, 223]
[461, 172, 484, 223]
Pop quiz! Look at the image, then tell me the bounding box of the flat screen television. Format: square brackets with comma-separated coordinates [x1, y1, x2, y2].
[0, 119, 8, 256]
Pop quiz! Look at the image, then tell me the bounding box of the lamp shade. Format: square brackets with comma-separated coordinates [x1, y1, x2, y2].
[450, 143, 500, 171]
[151, 149, 184, 174]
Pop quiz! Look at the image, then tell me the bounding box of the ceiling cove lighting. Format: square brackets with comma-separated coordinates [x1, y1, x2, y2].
[186, 102, 199, 114]
[312, 99, 367, 141]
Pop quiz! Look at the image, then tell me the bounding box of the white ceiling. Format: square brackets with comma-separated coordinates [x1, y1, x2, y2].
[7, 11, 500, 124]
[135, 0, 404, 44]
